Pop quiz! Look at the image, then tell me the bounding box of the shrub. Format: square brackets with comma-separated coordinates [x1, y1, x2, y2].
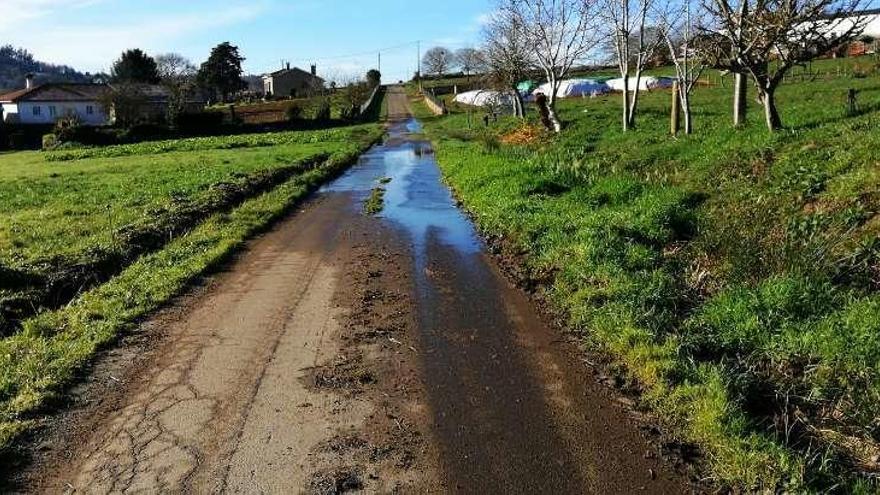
[42, 134, 59, 151]
[53, 115, 83, 144]
[339, 104, 360, 121]
[285, 103, 303, 122]
[313, 99, 332, 121]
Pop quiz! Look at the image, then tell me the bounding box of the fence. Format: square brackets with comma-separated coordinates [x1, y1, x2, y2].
[360, 84, 382, 115]
[422, 90, 448, 116]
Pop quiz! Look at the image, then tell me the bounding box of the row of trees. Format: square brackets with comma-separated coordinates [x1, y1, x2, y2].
[110, 42, 247, 102]
[479, 0, 871, 133]
[421, 47, 490, 79]
[105, 43, 247, 127]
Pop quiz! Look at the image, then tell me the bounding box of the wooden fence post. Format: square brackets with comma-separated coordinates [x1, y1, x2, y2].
[847, 88, 858, 116]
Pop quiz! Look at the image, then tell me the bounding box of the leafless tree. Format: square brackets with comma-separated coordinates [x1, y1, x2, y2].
[155, 53, 197, 126]
[698, 0, 871, 131]
[659, 0, 708, 134]
[422, 47, 456, 77]
[456, 48, 488, 80]
[99, 83, 149, 128]
[156, 53, 196, 85]
[483, 9, 535, 118]
[500, 0, 602, 132]
[602, 0, 664, 131]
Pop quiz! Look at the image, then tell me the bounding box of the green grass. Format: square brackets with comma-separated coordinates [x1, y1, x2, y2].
[0, 125, 384, 336]
[412, 63, 880, 492]
[364, 182, 388, 215]
[42, 127, 375, 161]
[0, 124, 384, 453]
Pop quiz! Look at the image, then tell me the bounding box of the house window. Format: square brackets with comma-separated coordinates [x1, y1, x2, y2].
[32, 106, 41, 116]
[86, 105, 94, 115]
[49, 106, 57, 117]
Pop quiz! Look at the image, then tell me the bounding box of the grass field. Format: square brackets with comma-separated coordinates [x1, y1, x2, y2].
[0, 117, 384, 451]
[413, 63, 880, 492]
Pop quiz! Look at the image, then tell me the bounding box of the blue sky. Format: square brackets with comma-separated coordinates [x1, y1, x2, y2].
[0, 0, 494, 82]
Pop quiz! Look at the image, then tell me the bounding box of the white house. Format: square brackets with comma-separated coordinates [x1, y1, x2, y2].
[0, 76, 110, 126]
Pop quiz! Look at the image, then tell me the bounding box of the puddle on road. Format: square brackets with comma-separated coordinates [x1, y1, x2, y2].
[321, 118, 482, 261]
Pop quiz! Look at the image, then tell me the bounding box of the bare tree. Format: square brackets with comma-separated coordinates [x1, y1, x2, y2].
[500, 0, 602, 132]
[602, 0, 663, 131]
[483, 9, 535, 118]
[155, 53, 197, 127]
[698, 0, 871, 131]
[156, 53, 196, 85]
[659, 0, 707, 134]
[456, 48, 488, 81]
[422, 47, 456, 77]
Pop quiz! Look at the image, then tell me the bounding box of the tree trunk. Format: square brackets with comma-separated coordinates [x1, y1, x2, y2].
[511, 87, 525, 119]
[628, 88, 640, 129]
[733, 72, 747, 127]
[547, 104, 562, 133]
[628, 71, 642, 129]
[761, 88, 782, 131]
[671, 82, 680, 136]
[546, 78, 562, 133]
[622, 77, 630, 132]
[682, 92, 693, 135]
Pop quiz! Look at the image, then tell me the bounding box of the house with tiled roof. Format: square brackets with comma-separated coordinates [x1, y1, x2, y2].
[0, 75, 111, 125]
[262, 64, 324, 98]
[0, 75, 207, 126]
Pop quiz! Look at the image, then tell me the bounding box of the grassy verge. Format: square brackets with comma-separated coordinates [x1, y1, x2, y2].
[411, 70, 880, 492]
[43, 126, 377, 161]
[0, 129, 383, 453]
[0, 125, 382, 335]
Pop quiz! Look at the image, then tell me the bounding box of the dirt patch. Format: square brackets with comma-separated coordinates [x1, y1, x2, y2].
[297, 215, 441, 493]
[499, 123, 547, 145]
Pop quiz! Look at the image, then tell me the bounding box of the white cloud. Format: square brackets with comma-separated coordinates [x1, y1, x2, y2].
[0, 0, 103, 29]
[1, 1, 267, 72]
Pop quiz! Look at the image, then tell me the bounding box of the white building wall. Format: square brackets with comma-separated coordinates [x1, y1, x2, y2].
[6, 101, 110, 125]
[1, 103, 19, 123]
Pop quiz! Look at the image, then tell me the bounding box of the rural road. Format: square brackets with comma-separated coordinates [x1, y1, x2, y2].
[14, 87, 692, 494]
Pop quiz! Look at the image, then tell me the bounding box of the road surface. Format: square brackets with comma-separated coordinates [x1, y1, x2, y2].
[13, 87, 692, 494]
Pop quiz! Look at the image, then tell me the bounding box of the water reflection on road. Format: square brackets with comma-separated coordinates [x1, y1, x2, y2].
[321, 118, 482, 266]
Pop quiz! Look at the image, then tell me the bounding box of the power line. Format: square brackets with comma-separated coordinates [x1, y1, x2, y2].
[305, 40, 419, 63]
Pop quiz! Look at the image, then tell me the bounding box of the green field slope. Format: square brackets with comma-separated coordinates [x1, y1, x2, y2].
[413, 70, 880, 492]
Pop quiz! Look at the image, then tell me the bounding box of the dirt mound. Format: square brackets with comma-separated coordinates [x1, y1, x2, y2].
[499, 124, 546, 145]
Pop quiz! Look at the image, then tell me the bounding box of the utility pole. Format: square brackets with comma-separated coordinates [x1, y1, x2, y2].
[378, 52, 381, 75]
[417, 40, 422, 92]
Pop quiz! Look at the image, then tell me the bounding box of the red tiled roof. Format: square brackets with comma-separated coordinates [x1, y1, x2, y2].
[0, 87, 32, 102]
[0, 83, 109, 103]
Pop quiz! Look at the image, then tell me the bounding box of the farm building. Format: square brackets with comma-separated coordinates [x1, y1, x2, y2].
[0, 76, 109, 125]
[263, 64, 325, 98]
[0, 75, 205, 126]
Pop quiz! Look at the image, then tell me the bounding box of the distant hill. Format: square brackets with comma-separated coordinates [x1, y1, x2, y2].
[0, 45, 103, 92]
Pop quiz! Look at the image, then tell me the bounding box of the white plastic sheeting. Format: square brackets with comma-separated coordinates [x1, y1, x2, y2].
[606, 76, 675, 91]
[532, 79, 611, 98]
[453, 90, 515, 108]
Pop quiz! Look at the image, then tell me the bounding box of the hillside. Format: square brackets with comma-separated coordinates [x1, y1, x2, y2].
[0, 46, 94, 92]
